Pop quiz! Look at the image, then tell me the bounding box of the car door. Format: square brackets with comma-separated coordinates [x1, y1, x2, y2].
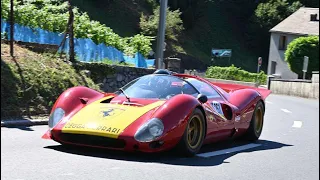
[205, 97, 235, 142]
[185, 78, 235, 143]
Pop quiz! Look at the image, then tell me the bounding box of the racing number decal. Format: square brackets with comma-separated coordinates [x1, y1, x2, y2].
[211, 101, 224, 116]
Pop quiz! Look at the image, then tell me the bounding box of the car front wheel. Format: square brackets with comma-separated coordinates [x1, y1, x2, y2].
[176, 108, 206, 157]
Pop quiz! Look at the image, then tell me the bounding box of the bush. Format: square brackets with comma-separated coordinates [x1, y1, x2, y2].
[205, 65, 267, 84]
[285, 36, 319, 79]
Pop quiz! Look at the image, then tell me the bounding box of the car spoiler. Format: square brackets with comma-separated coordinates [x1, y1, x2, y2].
[211, 82, 272, 100]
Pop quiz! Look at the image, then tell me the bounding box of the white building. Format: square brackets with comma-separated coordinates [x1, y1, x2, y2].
[267, 7, 319, 79]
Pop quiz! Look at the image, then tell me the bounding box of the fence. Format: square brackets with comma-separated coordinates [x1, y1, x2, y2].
[1, 19, 155, 68]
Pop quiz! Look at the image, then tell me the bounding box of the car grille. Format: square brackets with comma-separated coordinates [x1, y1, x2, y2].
[59, 133, 126, 149]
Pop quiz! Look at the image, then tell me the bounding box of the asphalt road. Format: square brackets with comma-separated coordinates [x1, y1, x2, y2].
[1, 94, 319, 180]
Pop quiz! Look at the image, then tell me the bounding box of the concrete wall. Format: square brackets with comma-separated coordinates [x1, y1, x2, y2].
[312, 72, 319, 83]
[267, 32, 302, 79]
[269, 73, 319, 99]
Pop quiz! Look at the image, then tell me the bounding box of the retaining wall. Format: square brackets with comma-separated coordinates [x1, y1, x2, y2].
[101, 66, 155, 92]
[269, 72, 319, 99]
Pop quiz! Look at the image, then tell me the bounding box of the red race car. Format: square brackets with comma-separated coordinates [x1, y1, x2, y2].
[42, 69, 271, 156]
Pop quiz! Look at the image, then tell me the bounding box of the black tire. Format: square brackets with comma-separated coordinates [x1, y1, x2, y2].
[243, 101, 265, 141]
[175, 108, 206, 157]
[60, 142, 75, 148]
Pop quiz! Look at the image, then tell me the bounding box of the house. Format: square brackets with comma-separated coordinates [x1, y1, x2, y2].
[267, 7, 319, 79]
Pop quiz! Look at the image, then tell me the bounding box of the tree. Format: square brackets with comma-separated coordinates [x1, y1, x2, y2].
[68, 0, 75, 63]
[139, 6, 184, 41]
[285, 36, 319, 79]
[9, 0, 14, 56]
[254, 0, 302, 29]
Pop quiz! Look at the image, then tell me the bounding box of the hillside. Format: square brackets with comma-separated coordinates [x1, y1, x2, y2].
[1, 42, 100, 118]
[72, 0, 262, 72]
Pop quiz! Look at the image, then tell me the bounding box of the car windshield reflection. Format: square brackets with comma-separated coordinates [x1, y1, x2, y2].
[118, 75, 198, 99]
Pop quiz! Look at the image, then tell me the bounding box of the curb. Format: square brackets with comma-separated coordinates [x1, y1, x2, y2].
[1, 119, 48, 127]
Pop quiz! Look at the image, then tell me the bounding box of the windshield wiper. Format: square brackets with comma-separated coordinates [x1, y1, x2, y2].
[119, 88, 130, 102]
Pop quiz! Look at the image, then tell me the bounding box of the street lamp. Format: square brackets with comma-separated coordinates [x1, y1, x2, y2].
[155, 0, 168, 69]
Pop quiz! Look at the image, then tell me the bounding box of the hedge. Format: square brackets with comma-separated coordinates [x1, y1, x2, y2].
[205, 65, 267, 84]
[285, 36, 319, 79]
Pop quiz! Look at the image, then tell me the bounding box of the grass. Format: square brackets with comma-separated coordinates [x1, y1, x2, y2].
[1, 42, 100, 118]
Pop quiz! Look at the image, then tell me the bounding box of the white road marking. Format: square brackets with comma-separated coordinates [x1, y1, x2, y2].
[292, 121, 303, 128]
[60, 173, 74, 176]
[196, 143, 261, 158]
[266, 101, 273, 104]
[281, 109, 292, 113]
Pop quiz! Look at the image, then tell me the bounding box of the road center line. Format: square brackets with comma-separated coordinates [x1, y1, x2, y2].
[292, 121, 303, 128]
[196, 143, 261, 158]
[266, 101, 273, 104]
[281, 109, 292, 113]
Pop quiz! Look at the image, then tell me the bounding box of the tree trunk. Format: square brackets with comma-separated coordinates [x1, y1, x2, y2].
[9, 0, 14, 57]
[68, 0, 75, 63]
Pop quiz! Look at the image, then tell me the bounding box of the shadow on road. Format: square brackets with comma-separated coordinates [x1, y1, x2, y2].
[4, 125, 34, 131]
[44, 139, 293, 167]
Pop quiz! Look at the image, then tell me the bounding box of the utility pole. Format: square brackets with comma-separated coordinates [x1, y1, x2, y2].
[155, 0, 168, 69]
[9, 0, 14, 57]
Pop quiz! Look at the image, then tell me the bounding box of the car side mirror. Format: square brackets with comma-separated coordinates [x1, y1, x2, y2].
[197, 94, 208, 104]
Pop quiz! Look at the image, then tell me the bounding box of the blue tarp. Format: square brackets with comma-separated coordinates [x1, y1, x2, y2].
[1, 19, 155, 68]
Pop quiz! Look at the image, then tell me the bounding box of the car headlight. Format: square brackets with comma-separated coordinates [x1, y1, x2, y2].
[134, 118, 164, 142]
[48, 108, 65, 129]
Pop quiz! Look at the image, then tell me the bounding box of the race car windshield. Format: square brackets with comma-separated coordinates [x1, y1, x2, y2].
[118, 75, 199, 99]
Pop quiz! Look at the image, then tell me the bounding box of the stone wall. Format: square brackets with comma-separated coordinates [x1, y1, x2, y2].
[102, 66, 155, 92]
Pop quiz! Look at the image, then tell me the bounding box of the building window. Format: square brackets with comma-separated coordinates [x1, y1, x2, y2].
[279, 35, 287, 50]
[271, 61, 277, 74]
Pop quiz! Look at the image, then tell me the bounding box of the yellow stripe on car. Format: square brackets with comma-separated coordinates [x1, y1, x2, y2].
[62, 97, 164, 138]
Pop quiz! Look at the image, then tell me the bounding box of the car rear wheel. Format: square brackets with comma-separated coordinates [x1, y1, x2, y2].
[243, 101, 264, 141]
[175, 108, 206, 157]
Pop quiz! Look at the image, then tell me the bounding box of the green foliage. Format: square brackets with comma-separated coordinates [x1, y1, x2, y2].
[285, 36, 319, 78]
[205, 65, 267, 84]
[125, 34, 153, 57]
[1, 0, 152, 56]
[254, 0, 302, 29]
[140, 6, 184, 41]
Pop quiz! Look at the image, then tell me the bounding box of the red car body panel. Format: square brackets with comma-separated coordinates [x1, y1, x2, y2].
[42, 73, 271, 153]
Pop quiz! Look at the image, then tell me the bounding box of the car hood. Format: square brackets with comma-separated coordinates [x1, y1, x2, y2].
[61, 97, 165, 138]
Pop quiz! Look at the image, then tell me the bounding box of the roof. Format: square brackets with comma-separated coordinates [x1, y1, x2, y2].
[270, 7, 319, 36]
